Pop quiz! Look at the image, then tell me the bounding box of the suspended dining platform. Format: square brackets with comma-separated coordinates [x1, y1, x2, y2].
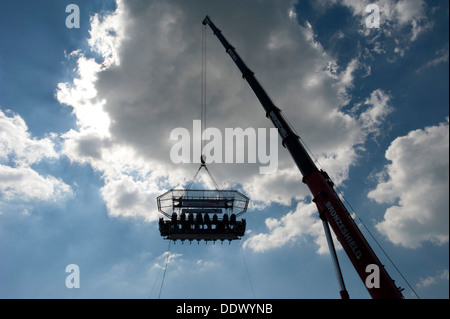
[158, 188, 250, 243]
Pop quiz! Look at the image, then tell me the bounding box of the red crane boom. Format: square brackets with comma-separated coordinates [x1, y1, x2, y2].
[202, 15, 403, 299]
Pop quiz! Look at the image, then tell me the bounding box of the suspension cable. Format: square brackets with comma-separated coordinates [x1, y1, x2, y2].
[187, 26, 223, 194]
[158, 240, 171, 299]
[149, 264, 162, 298]
[241, 247, 256, 298]
[182, 28, 211, 195]
[201, 24, 207, 155]
[203, 165, 221, 192]
[185, 164, 204, 191]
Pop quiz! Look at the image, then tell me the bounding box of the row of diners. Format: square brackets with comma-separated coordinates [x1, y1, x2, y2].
[159, 211, 246, 243]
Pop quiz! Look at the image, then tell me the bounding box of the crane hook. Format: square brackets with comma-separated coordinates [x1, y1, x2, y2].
[200, 154, 206, 166]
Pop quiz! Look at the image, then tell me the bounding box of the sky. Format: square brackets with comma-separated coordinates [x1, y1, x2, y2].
[0, 0, 448, 299]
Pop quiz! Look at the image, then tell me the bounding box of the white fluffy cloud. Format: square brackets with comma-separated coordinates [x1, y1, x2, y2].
[56, 54, 111, 137]
[358, 89, 393, 138]
[326, 0, 430, 34]
[62, 127, 185, 221]
[369, 119, 449, 248]
[416, 269, 449, 289]
[0, 109, 72, 202]
[53, 0, 403, 245]
[243, 201, 329, 254]
[0, 109, 57, 164]
[0, 165, 71, 202]
[318, 0, 433, 56]
[153, 251, 183, 270]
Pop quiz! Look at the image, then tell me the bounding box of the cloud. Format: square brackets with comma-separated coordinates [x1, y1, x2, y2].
[416, 269, 449, 289]
[369, 119, 449, 248]
[153, 251, 183, 270]
[0, 109, 57, 165]
[416, 46, 449, 73]
[0, 109, 72, 203]
[50, 1, 409, 256]
[194, 259, 217, 272]
[319, 0, 432, 56]
[243, 201, 336, 255]
[62, 127, 183, 221]
[55, 0, 370, 215]
[242, 87, 393, 252]
[56, 53, 111, 137]
[358, 89, 393, 138]
[394, 0, 433, 41]
[0, 165, 72, 202]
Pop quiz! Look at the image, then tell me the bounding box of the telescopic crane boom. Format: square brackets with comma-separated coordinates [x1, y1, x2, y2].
[202, 15, 403, 299]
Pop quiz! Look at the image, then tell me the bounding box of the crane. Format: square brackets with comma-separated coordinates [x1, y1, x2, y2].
[202, 15, 404, 299]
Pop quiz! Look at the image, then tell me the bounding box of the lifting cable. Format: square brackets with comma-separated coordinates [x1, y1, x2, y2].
[184, 162, 221, 193]
[184, 25, 222, 195]
[149, 240, 172, 299]
[201, 24, 207, 154]
[158, 240, 171, 299]
[298, 134, 420, 299]
[241, 247, 256, 298]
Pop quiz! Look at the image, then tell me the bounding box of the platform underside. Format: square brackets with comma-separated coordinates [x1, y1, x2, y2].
[159, 218, 246, 242]
[162, 233, 242, 242]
